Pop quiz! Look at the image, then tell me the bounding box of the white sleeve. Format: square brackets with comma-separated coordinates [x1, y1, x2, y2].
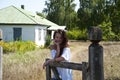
[51, 50, 56, 59]
[61, 48, 70, 61]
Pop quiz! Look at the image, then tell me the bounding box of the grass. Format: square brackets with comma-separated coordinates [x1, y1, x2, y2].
[2, 41, 120, 80]
[3, 48, 50, 80]
[102, 42, 120, 80]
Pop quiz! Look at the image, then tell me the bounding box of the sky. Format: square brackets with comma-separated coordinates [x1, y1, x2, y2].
[0, 0, 80, 13]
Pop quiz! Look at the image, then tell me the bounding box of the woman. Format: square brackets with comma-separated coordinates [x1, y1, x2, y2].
[43, 29, 72, 80]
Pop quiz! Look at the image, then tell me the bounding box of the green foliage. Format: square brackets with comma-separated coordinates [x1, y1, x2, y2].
[105, 0, 120, 34]
[43, 0, 78, 30]
[77, 0, 106, 29]
[36, 12, 46, 18]
[43, 0, 120, 41]
[99, 21, 116, 41]
[0, 41, 36, 54]
[111, 32, 120, 41]
[0, 41, 14, 53]
[45, 35, 51, 47]
[67, 29, 87, 40]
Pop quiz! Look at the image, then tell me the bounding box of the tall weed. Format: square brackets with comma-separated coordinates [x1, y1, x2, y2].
[0, 41, 36, 54]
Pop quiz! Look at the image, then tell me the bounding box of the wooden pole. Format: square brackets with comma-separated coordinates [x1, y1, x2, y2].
[0, 46, 2, 80]
[51, 67, 61, 80]
[88, 27, 104, 80]
[46, 59, 51, 80]
[82, 62, 88, 80]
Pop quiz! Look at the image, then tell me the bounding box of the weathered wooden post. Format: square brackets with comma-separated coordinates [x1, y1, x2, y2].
[0, 29, 2, 80]
[82, 62, 88, 80]
[46, 59, 51, 80]
[88, 27, 104, 80]
[0, 46, 2, 80]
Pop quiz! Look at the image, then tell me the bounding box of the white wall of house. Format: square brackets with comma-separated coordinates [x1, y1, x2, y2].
[22, 26, 35, 41]
[0, 25, 13, 41]
[0, 25, 47, 46]
[0, 25, 35, 41]
[35, 26, 47, 46]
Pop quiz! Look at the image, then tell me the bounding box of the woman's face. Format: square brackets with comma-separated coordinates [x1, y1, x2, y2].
[54, 33, 63, 44]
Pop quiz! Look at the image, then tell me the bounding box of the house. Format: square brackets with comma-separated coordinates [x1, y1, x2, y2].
[0, 5, 65, 46]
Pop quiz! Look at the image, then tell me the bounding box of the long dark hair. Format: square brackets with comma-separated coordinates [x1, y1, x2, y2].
[53, 29, 68, 56]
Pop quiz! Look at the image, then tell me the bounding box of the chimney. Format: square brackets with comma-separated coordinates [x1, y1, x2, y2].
[21, 5, 24, 9]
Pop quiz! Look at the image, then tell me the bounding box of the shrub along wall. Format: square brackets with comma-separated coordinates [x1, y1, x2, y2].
[0, 41, 36, 54]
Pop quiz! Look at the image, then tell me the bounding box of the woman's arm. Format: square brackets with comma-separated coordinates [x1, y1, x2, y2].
[54, 43, 60, 58]
[42, 57, 65, 69]
[54, 57, 65, 61]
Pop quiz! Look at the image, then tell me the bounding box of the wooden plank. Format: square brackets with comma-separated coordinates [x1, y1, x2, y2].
[82, 62, 89, 80]
[49, 61, 82, 70]
[46, 59, 51, 80]
[51, 67, 61, 80]
[0, 46, 2, 80]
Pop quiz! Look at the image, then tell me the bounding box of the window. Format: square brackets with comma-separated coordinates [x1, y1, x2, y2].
[43, 29, 46, 40]
[38, 29, 41, 40]
[13, 28, 22, 41]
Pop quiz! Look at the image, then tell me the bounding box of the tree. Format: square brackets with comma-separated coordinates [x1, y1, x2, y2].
[77, 0, 106, 29]
[36, 12, 46, 18]
[77, 0, 120, 40]
[43, 0, 65, 25]
[104, 0, 120, 35]
[110, 0, 120, 34]
[43, 0, 78, 30]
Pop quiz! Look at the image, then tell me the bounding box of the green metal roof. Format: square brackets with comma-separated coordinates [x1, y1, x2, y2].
[0, 5, 59, 27]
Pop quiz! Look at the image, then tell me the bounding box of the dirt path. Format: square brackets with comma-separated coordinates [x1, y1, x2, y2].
[68, 41, 91, 80]
[69, 41, 90, 63]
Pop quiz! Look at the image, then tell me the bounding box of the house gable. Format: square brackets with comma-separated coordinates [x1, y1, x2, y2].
[0, 6, 37, 24]
[0, 5, 59, 27]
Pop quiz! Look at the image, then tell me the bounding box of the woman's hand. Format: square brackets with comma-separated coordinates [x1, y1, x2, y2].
[43, 59, 55, 69]
[53, 40, 60, 46]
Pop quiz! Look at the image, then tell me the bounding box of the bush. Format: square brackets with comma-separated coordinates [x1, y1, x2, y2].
[99, 21, 116, 41]
[0, 41, 15, 53]
[45, 35, 51, 47]
[0, 41, 36, 54]
[66, 29, 87, 40]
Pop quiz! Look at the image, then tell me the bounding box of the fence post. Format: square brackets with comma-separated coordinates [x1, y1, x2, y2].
[88, 27, 104, 80]
[51, 67, 61, 80]
[46, 59, 51, 80]
[82, 62, 88, 80]
[0, 46, 2, 80]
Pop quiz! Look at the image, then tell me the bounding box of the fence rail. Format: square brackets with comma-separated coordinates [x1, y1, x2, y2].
[47, 59, 84, 70]
[46, 59, 88, 80]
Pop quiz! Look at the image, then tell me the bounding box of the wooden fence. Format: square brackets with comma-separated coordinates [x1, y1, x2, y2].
[0, 46, 2, 80]
[0, 29, 2, 80]
[45, 27, 104, 80]
[46, 59, 89, 80]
